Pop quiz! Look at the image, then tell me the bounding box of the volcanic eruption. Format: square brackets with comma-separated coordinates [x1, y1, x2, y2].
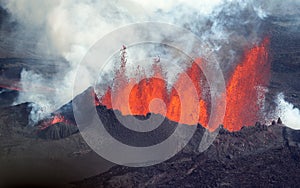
[223, 38, 270, 131]
[1, 1, 300, 187]
[96, 38, 270, 131]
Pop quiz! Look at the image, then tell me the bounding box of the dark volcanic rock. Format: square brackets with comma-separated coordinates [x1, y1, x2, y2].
[96, 105, 178, 147]
[0, 102, 33, 137]
[0, 102, 113, 188]
[38, 122, 79, 140]
[73, 123, 300, 187]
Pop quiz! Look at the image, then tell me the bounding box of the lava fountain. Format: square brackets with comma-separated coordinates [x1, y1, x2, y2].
[98, 38, 270, 131]
[223, 38, 270, 131]
[100, 57, 210, 127]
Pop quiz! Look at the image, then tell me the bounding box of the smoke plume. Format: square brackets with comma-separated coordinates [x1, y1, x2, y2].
[276, 93, 300, 130]
[1, 0, 299, 125]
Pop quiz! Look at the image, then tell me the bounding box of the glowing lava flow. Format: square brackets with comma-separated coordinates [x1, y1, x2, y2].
[39, 114, 69, 130]
[223, 38, 270, 131]
[51, 115, 67, 124]
[100, 56, 210, 127]
[98, 38, 270, 131]
[166, 59, 209, 126]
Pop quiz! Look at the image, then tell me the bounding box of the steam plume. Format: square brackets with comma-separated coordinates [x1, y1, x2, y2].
[1, 0, 299, 125]
[276, 93, 300, 130]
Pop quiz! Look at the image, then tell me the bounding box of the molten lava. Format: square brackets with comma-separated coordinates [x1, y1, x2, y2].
[166, 59, 209, 126]
[98, 38, 270, 131]
[223, 38, 270, 131]
[39, 114, 69, 130]
[100, 54, 209, 127]
[51, 115, 67, 125]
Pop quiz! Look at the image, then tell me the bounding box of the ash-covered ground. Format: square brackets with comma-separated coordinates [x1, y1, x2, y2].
[0, 4, 299, 188]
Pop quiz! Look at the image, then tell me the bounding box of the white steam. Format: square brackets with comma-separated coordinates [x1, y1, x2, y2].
[1, 0, 299, 124]
[276, 93, 300, 130]
[14, 69, 75, 123]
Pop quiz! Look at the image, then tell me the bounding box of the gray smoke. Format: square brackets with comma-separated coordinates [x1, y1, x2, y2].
[1, 0, 299, 125]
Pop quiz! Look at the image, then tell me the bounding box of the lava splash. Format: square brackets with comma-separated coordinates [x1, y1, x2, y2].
[98, 38, 270, 131]
[224, 38, 270, 131]
[100, 58, 210, 127]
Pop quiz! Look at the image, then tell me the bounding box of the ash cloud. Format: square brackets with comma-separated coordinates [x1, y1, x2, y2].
[1, 0, 299, 125]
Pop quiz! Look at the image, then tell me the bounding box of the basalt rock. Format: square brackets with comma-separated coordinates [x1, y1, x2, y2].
[73, 123, 300, 187]
[38, 122, 79, 140]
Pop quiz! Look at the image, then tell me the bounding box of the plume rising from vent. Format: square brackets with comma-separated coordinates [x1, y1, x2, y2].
[97, 38, 270, 131]
[1, 0, 299, 128]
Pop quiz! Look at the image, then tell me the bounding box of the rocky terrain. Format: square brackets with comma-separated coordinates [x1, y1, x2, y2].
[72, 14, 300, 187]
[0, 102, 113, 188]
[73, 122, 300, 187]
[1, 94, 300, 187]
[268, 15, 300, 109]
[0, 5, 299, 188]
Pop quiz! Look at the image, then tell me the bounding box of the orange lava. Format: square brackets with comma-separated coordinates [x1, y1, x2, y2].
[166, 59, 209, 126]
[51, 115, 67, 125]
[39, 114, 69, 130]
[223, 38, 270, 131]
[100, 51, 209, 127]
[98, 38, 270, 131]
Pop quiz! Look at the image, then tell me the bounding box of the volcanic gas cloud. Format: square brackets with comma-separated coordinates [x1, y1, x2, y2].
[98, 38, 270, 131]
